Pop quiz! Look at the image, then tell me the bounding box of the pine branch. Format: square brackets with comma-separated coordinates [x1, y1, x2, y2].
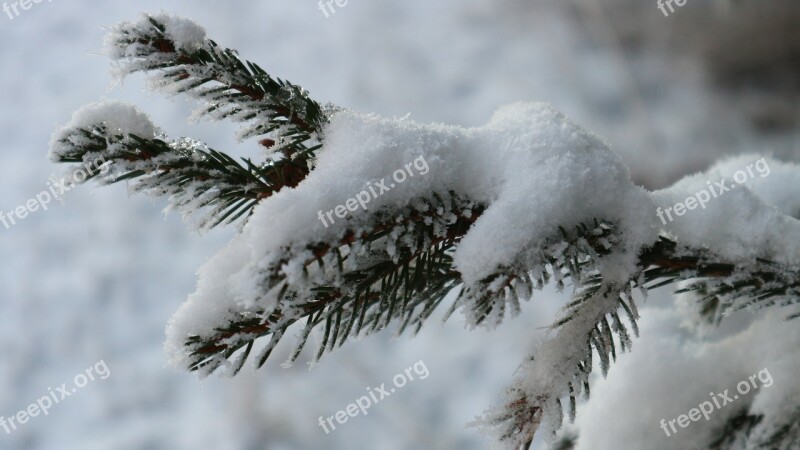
[51, 14, 331, 229]
[456, 220, 620, 329]
[708, 409, 763, 450]
[643, 237, 800, 323]
[105, 14, 327, 159]
[185, 192, 482, 374]
[481, 282, 635, 449]
[692, 405, 800, 450]
[483, 235, 800, 449]
[753, 405, 800, 449]
[50, 123, 310, 229]
[183, 211, 622, 376]
[52, 13, 800, 450]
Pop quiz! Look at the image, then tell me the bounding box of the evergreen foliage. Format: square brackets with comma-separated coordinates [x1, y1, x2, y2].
[51, 13, 800, 449]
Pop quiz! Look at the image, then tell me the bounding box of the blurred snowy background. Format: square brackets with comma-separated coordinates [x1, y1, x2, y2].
[0, 0, 797, 449]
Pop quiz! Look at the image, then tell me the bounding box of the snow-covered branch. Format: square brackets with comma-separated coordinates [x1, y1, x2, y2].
[50, 13, 800, 449]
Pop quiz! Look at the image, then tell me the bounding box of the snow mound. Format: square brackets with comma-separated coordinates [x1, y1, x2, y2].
[49, 100, 157, 162]
[573, 308, 800, 450]
[653, 155, 800, 265]
[165, 102, 659, 368]
[103, 12, 206, 58]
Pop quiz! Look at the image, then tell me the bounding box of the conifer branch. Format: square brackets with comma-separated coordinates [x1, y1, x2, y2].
[51, 123, 311, 229]
[185, 192, 482, 374]
[754, 406, 800, 449]
[106, 14, 328, 155]
[183, 215, 625, 376]
[50, 13, 800, 449]
[484, 235, 800, 449]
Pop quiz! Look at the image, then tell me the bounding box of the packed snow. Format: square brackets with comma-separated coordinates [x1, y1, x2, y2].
[49, 100, 158, 154]
[103, 13, 206, 59]
[572, 307, 800, 450]
[3, 1, 799, 450]
[48, 25, 800, 448]
[165, 102, 660, 369]
[653, 156, 800, 265]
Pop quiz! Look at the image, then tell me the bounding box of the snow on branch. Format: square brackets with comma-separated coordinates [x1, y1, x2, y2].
[50, 13, 800, 449]
[50, 101, 311, 230]
[163, 103, 658, 373]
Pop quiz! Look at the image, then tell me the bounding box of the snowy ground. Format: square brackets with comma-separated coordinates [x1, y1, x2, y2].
[0, 1, 797, 449]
